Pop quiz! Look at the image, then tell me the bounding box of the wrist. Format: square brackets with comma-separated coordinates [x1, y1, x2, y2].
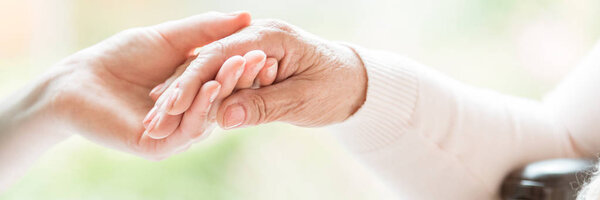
[336, 43, 368, 118]
[0, 65, 73, 189]
[0, 65, 74, 140]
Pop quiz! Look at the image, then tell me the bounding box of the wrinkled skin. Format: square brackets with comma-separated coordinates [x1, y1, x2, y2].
[155, 19, 368, 131]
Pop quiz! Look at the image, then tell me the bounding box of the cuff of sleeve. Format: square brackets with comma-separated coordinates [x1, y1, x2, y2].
[329, 43, 420, 152]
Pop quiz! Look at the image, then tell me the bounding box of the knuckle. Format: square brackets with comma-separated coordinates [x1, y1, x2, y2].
[248, 19, 297, 42]
[185, 41, 225, 74]
[210, 40, 227, 56]
[186, 59, 203, 74]
[256, 19, 295, 34]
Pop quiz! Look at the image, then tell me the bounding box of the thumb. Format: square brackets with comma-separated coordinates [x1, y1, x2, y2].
[216, 80, 307, 129]
[151, 11, 251, 55]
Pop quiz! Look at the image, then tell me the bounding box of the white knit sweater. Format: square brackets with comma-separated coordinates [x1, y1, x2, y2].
[333, 42, 600, 199]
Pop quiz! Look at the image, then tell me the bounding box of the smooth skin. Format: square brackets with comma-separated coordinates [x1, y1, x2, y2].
[0, 11, 253, 190]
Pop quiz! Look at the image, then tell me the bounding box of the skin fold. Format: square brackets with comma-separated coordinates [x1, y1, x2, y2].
[144, 50, 279, 139]
[0, 12, 369, 192]
[153, 19, 367, 132]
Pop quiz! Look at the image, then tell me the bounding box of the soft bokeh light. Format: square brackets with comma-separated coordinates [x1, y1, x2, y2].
[0, 0, 598, 199]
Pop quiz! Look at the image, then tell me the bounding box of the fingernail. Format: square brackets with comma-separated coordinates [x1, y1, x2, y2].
[143, 106, 158, 127]
[146, 113, 161, 134]
[224, 104, 245, 129]
[235, 61, 245, 79]
[267, 62, 277, 78]
[209, 85, 221, 103]
[256, 56, 267, 71]
[149, 83, 165, 96]
[156, 91, 168, 108]
[162, 88, 180, 112]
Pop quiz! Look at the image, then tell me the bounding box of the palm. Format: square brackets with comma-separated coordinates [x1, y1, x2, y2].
[59, 29, 182, 156]
[54, 12, 251, 159]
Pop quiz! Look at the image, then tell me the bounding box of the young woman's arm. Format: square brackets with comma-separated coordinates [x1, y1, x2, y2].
[0, 70, 70, 190]
[0, 11, 252, 191]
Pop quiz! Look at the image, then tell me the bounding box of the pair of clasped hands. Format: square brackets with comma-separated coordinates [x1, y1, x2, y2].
[52, 11, 366, 160]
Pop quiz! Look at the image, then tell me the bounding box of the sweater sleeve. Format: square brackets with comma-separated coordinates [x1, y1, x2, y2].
[331, 43, 596, 199]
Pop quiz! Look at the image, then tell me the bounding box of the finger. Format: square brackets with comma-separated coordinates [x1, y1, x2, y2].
[163, 55, 244, 115]
[143, 106, 158, 128]
[145, 90, 183, 139]
[151, 11, 251, 55]
[144, 111, 182, 140]
[158, 21, 290, 116]
[216, 79, 305, 129]
[215, 56, 246, 99]
[179, 81, 221, 138]
[236, 50, 266, 89]
[149, 83, 166, 101]
[256, 58, 278, 87]
[149, 57, 194, 101]
[137, 81, 221, 158]
[138, 119, 217, 160]
[137, 128, 185, 160]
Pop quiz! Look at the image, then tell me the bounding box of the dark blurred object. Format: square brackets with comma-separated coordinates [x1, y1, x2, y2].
[501, 159, 596, 200]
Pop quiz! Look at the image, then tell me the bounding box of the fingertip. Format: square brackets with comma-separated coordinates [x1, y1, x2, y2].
[230, 11, 251, 26]
[143, 106, 158, 128]
[145, 112, 181, 140]
[258, 58, 278, 86]
[225, 55, 246, 69]
[203, 80, 222, 102]
[146, 132, 168, 140]
[265, 57, 278, 68]
[244, 50, 266, 61]
[221, 104, 246, 129]
[215, 55, 246, 98]
[231, 56, 247, 80]
[244, 50, 267, 71]
[149, 83, 165, 99]
[215, 97, 237, 129]
[235, 50, 267, 89]
[204, 80, 221, 88]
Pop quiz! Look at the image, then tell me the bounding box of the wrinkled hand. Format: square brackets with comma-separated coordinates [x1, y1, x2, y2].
[143, 50, 278, 141]
[50, 12, 251, 160]
[159, 19, 367, 130]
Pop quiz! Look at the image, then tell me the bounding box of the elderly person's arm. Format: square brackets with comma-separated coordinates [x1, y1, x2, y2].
[330, 44, 591, 199]
[160, 19, 599, 199]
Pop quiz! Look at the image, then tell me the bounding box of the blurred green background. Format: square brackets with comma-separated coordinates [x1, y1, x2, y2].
[0, 0, 599, 199]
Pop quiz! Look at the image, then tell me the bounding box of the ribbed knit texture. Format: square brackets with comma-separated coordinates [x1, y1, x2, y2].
[328, 42, 597, 199]
[331, 45, 419, 152]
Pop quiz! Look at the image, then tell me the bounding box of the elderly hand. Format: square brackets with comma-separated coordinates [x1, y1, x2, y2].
[143, 49, 279, 142]
[155, 19, 367, 130]
[49, 12, 251, 160]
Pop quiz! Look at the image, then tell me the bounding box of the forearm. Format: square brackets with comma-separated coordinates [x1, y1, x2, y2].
[331, 45, 581, 199]
[0, 69, 70, 190]
[543, 41, 600, 156]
